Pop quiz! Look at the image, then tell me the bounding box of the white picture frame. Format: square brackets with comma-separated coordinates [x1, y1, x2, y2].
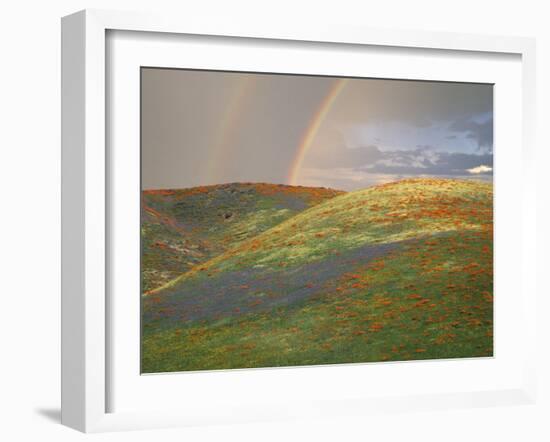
[61, 9, 538, 433]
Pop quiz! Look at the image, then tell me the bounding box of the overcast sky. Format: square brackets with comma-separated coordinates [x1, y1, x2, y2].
[141, 68, 493, 191]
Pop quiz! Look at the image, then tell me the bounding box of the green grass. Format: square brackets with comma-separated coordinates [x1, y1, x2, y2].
[141, 183, 343, 292]
[159, 178, 491, 286]
[141, 178, 493, 373]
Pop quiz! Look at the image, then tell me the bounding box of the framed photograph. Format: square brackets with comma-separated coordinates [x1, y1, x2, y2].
[61, 9, 538, 432]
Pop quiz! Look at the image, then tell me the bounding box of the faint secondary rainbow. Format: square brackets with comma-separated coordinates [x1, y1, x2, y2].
[287, 78, 348, 185]
[205, 76, 256, 183]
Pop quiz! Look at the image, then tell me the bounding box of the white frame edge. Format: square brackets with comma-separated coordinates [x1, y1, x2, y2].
[62, 10, 106, 432]
[61, 9, 538, 433]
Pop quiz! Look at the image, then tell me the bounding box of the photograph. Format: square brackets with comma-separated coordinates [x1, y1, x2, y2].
[140, 68, 494, 373]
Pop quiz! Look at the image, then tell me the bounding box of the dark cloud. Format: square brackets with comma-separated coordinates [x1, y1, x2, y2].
[309, 143, 493, 179]
[449, 116, 493, 151]
[335, 80, 493, 129]
[356, 146, 493, 177]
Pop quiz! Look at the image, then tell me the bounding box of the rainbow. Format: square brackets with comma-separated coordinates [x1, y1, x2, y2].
[205, 76, 256, 183]
[287, 78, 348, 185]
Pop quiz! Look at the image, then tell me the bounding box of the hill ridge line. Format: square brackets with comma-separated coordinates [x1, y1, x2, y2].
[145, 178, 491, 296]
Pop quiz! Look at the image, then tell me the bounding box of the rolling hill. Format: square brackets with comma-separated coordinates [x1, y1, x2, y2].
[142, 178, 493, 373]
[142, 183, 343, 292]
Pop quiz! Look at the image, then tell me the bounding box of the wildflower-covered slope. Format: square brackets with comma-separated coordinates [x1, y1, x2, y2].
[142, 183, 343, 292]
[142, 179, 493, 372]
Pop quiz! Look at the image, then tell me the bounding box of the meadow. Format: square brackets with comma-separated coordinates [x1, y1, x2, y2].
[141, 178, 493, 373]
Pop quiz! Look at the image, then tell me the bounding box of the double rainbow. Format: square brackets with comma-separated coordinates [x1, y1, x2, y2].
[204, 76, 347, 186]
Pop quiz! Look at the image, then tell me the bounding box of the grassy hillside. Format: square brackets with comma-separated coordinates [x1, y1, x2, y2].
[142, 178, 493, 372]
[142, 183, 343, 292]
